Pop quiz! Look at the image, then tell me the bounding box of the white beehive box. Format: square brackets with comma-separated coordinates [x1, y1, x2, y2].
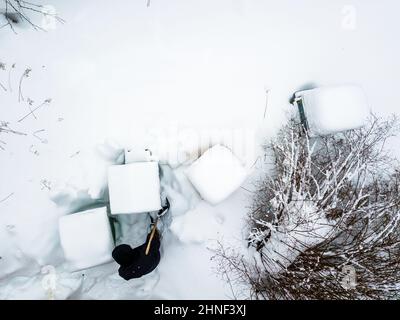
[108, 161, 162, 214]
[185, 145, 248, 205]
[294, 85, 370, 136]
[58, 207, 114, 271]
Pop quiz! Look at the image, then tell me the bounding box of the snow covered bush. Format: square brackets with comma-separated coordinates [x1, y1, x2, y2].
[216, 115, 400, 300]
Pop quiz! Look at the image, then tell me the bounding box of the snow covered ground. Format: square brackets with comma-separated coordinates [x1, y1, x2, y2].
[1, 0, 400, 299]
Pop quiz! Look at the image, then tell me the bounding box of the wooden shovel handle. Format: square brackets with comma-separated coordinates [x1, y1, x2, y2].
[145, 218, 158, 256]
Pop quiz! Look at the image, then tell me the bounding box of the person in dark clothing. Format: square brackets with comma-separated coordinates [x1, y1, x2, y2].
[112, 199, 169, 280]
[112, 230, 161, 280]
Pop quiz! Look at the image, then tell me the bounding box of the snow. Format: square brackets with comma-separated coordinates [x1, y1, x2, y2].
[295, 85, 370, 136]
[50, 141, 125, 201]
[185, 145, 248, 205]
[170, 201, 224, 244]
[154, 186, 251, 300]
[58, 207, 114, 271]
[108, 162, 162, 214]
[1, 0, 400, 300]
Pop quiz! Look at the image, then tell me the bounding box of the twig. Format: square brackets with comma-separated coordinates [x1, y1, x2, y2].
[33, 129, 47, 143]
[29, 144, 39, 156]
[4, 1, 18, 34]
[240, 186, 253, 193]
[0, 192, 14, 204]
[18, 68, 31, 102]
[0, 82, 7, 92]
[263, 89, 270, 119]
[0, 62, 6, 91]
[224, 271, 238, 300]
[250, 155, 261, 169]
[40, 179, 52, 190]
[17, 98, 51, 122]
[26, 98, 37, 119]
[70, 150, 80, 158]
[5, 0, 45, 31]
[8, 63, 15, 92]
[0, 121, 26, 135]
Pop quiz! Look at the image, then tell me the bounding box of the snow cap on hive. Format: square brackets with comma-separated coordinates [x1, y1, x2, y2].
[295, 85, 370, 136]
[108, 161, 162, 214]
[58, 207, 114, 271]
[185, 144, 248, 205]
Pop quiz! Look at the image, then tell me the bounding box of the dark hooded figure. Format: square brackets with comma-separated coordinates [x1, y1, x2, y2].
[112, 200, 169, 280]
[112, 230, 161, 280]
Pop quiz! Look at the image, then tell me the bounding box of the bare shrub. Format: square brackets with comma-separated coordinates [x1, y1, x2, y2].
[216, 115, 400, 300]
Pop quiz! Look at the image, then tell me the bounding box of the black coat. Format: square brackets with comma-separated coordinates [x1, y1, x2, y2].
[112, 231, 161, 280]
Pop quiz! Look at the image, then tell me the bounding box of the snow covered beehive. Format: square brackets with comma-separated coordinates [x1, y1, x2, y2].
[294, 85, 370, 136]
[108, 161, 162, 214]
[58, 207, 114, 271]
[185, 145, 248, 205]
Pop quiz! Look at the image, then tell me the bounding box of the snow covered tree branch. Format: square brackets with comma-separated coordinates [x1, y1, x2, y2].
[216, 115, 400, 299]
[1, 0, 63, 32]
